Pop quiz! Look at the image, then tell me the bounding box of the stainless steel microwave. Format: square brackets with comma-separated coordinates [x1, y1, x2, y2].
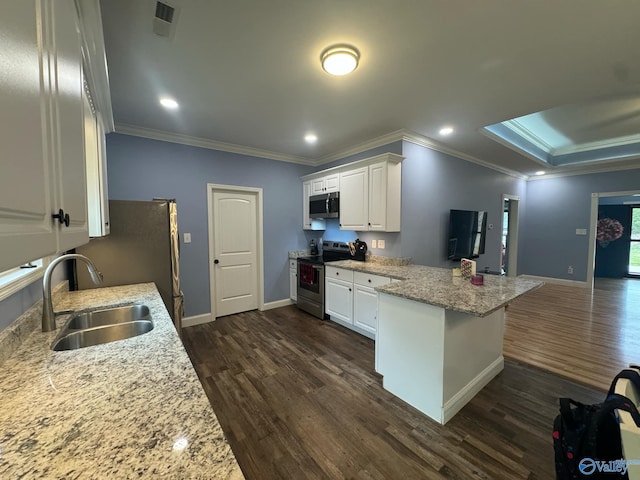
[309, 192, 339, 219]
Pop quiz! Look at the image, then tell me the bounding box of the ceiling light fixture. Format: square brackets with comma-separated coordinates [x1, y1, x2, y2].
[160, 97, 179, 109]
[535, 170, 546, 175]
[321, 44, 360, 76]
[304, 133, 318, 144]
[439, 126, 454, 136]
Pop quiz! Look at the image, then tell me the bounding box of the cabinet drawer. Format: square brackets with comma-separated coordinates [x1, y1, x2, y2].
[325, 266, 354, 283]
[289, 259, 297, 269]
[354, 271, 391, 288]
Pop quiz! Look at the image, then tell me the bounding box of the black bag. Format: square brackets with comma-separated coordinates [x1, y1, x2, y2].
[553, 369, 640, 479]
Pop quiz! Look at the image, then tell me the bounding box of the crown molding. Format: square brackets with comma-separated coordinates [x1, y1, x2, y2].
[526, 161, 640, 181]
[400, 130, 528, 180]
[503, 119, 554, 153]
[114, 123, 316, 165]
[315, 130, 406, 165]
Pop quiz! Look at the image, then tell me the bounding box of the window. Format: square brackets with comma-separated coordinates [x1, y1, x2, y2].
[0, 258, 48, 302]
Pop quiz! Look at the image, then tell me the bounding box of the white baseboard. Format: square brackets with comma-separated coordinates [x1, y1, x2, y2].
[182, 312, 213, 328]
[261, 298, 294, 311]
[442, 356, 504, 424]
[519, 274, 589, 288]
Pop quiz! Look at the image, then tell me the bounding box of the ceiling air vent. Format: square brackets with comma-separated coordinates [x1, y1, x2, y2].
[153, 1, 177, 38]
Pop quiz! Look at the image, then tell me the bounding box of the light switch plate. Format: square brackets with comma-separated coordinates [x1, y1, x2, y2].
[575, 228, 587, 235]
[378, 239, 385, 249]
[371, 239, 377, 248]
[184, 232, 192, 243]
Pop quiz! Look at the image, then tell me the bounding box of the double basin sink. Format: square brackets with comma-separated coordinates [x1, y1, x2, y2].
[52, 304, 153, 351]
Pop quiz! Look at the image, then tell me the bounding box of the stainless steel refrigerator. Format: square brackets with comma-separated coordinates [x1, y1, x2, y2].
[75, 199, 184, 337]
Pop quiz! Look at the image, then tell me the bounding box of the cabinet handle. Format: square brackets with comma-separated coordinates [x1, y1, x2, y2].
[214, 259, 219, 264]
[336, 272, 339, 276]
[349, 288, 352, 292]
[52, 209, 70, 227]
[368, 279, 371, 283]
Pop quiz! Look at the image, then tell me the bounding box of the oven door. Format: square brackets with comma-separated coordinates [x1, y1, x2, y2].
[297, 260, 322, 296]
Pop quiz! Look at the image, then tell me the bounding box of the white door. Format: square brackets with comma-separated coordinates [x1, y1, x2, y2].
[368, 162, 387, 231]
[325, 278, 353, 324]
[212, 190, 259, 317]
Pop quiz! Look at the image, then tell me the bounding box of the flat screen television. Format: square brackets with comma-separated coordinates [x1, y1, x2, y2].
[447, 209, 487, 260]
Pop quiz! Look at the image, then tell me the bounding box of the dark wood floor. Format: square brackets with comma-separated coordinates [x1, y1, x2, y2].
[183, 305, 604, 479]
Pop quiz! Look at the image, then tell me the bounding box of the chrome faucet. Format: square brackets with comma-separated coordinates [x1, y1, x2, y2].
[42, 254, 103, 332]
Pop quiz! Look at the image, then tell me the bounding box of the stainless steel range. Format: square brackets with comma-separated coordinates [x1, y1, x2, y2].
[296, 240, 352, 319]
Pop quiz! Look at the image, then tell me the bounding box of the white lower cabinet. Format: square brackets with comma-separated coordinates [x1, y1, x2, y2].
[325, 267, 391, 339]
[325, 268, 353, 324]
[289, 259, 297, 301]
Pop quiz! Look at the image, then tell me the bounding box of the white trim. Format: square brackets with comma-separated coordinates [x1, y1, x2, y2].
[480, 127, 552, 171]
[402, 130, 528, 179]
[442, 356, 504, 424]
[501, 195, 520, 277]
[0, 258, 49, 303]
[261, 299, 294, 310]
[503, 119, 555, 153]
[519, 274, 589, 288]
[182, 312, 213, 328]
[553, 133, 640, 156]
[315, 130, 406, 164]
[75, 0, 114, 132]
[207, 184, 264, 320]
[586, 189, 640, 288]
[527, 160, 640, 181]
[116, 123, 315, 165]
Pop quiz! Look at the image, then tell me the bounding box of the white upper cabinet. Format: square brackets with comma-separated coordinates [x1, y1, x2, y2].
[301, 153, 402, 233]
[52, 0, 89, 253]
[368, 159, 402, 232]
[302, 180, 326, 231]
[0, 0, 112, 272]
[311, 173, 339, 194]
[339, 167, 369, 230]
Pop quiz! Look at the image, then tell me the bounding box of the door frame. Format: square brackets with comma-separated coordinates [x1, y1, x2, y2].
[207, 183, 264, 320]
[587, 189, 640, 288]
[501, 194, 520, 277]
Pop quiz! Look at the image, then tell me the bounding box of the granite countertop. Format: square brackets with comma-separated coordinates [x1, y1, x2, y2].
[0, 283, 243, 479]
[325, 260, 543, 317]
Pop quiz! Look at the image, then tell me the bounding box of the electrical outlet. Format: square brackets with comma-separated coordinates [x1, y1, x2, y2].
[184, 232, 191, 244]
[371, 239, 377, 248]
[568, 265, 573, 274]
[378, 239, 385, 249]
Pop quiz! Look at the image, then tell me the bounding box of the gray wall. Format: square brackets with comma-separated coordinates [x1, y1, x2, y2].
[106, 133, 314, 317]
[520, 169, 640, 281]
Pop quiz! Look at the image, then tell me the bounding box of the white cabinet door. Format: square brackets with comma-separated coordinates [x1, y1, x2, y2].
[324, 173, 339, 192]
[0, 0, 58, 271]
[368, 162, 387, 231]
[303, 180, 326, 231]
[311, 178, 325, 195]
[353, 285, 378, 335]
[51, 0, 88, 252]
[339, 167, 368, 230]
[85, 91, 110, 237]
[325, 278, 353, 324]
[353, 272, 391, 336]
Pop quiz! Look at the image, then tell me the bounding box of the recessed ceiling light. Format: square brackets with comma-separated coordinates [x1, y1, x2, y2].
[439, 126, 454, 136]
[304, 133, 318, 144]
[160, 97, 179, 109]
[321, 45, 360, 76]
[535, 170, 546, 175]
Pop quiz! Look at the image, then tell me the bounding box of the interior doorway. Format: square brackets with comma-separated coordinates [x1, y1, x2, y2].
[501, 195, 520, 277]
[207, 184, 264, 319]
[630, 207, 640, 276]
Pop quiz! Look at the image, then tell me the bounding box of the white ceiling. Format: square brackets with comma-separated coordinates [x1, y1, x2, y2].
[99, 0, 640, 178]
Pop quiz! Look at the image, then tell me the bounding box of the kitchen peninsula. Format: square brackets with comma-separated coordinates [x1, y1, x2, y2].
[326, 260, 543, 424]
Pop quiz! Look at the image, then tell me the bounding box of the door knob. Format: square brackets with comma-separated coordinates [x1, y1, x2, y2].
[214, 259, 219, 264]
